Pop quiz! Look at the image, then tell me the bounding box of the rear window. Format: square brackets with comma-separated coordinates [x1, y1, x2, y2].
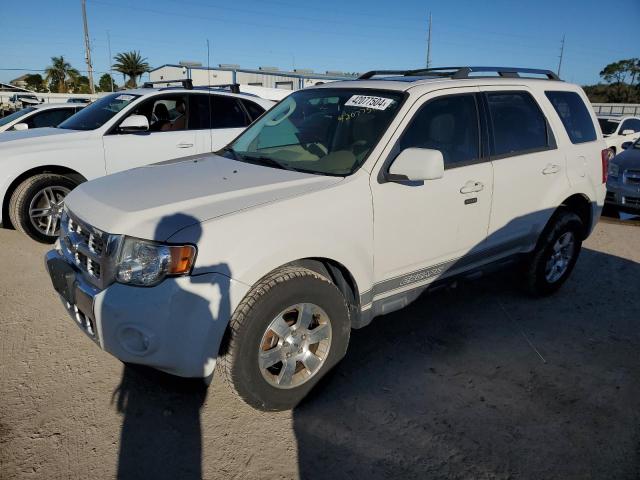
[545, 91, 597, 144]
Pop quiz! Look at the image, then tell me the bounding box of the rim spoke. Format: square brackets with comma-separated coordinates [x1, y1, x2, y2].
[301, 352, 321, 372]
[307, 324, 329, 344]
[277, 358, 296, 386]
[270, 315, 291, 338]
[297, 303, 314, 329]
[259, 346, 284, 369]
[30, 209, 51, 218]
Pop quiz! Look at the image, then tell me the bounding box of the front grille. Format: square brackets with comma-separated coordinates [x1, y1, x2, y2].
[605, 191, 616, 202]
[623, 196, 640, 207]
[60, 210, 114, 289]
[623, 170, 640, 185]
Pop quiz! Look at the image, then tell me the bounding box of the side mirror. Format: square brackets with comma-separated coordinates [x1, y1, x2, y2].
[119, 114, 149, 133]
[622, 129, 635, 136]
[387, 148, 445, 182]
[13, 123, 29, 131]
[621, 141, 633, 150]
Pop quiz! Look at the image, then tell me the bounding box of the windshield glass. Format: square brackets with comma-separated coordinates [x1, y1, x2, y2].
[0, 107, 36, 127]
[598, 118, 619, 135]
[225, 88, 405, 176]
[58, 93, 140, 131]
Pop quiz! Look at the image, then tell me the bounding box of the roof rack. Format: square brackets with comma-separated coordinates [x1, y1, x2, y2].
[142, 78, 194, 89]
[358, 66, 561, 81]
[194, 83, 242, 94]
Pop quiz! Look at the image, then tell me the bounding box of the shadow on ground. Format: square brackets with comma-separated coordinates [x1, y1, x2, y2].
[293, 248, 640, 480]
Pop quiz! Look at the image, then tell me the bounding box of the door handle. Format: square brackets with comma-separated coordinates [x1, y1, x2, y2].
[177, 142, 194, 148]
[542, 164, 560, 175]
[460, 180, 484, 194]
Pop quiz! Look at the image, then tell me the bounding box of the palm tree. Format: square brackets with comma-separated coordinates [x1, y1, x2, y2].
[112, 51, 150, 88]
[44, 56, 80, 93]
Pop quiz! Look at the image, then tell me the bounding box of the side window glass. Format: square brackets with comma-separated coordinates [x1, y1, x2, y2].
[127, 95, 189, 132]
[27, 109, 74, 128]
[620, 119, 640, 133]
[486, 91, 548, 156]
[210, 96, 249, 129]
[399, 94, 480, 167]
[188, 94, 212, 130]
[241, 100, 265, 122]
[545, 91, 597, 144]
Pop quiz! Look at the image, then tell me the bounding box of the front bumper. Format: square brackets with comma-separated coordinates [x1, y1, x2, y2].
[45, 249, 248, 378]
[605, 178, 640, 213]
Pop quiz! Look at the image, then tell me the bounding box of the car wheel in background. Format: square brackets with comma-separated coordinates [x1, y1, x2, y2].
[217, 266, 351, 411]
[8, 174, 78, 243]
[523, 209, 584, 296]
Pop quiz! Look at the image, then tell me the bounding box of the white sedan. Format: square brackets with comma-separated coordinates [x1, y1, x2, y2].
[598, 115, 640, 156]
[0, 103, 84, 132]
[0, 83, 274, 242]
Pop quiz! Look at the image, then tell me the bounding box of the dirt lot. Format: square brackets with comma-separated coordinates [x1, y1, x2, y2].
[1, 218, 639, 480]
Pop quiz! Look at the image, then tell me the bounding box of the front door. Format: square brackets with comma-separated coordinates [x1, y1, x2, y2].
[371, 88, 493, 300]
[103, 93, 197, 174]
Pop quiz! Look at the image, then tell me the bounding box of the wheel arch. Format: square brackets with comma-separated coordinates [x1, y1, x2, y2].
[558, 193, 593, 239]
[1, 166, 86, 229]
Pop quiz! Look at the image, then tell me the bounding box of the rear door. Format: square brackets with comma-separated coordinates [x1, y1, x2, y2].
[103, 93, 197, 174]
[482, 87, 568, 250]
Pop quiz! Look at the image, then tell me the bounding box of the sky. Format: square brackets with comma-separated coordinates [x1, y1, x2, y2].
[1, 0, 638, 86]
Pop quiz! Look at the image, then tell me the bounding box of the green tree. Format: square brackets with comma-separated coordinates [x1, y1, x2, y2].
[98, 73, 117, 92]
[112, 51, 149, 88]
[73, 75, 92, 94]
[23, 74, 46, 92]
[45, 56, 80, 93]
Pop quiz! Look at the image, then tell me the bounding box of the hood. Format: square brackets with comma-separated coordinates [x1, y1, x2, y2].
[65, 153, 343, 240]
[0, 127, 88, 146]
[612, 146, 640, 170]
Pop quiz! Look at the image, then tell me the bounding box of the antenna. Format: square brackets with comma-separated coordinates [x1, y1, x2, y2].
[81, 0, 95, 93]
[207, 39, 213, 152]
[557, 34, 565, 77]
[426, 12, 432, 68]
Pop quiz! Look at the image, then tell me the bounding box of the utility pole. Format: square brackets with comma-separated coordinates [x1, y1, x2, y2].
[426, 12, 432, 68]
[557, 34, 565, 78]
[107, 31, 114, 91]
[81, 0, 95, 93]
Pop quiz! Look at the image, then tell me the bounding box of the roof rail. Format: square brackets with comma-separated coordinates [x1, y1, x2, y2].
[142, 78, 193, 89]
[359, 66, 561, 81]
[196, 83, 241, 94]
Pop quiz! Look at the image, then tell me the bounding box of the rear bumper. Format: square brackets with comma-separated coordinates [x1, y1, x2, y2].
[45, 249, 249, 378]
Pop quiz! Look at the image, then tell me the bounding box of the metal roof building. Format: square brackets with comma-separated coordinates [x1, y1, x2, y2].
[149, 63, 355, 91]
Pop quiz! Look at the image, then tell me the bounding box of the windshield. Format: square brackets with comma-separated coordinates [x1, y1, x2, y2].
[598, 118, 619, 135]
[58, 93, 140, 131]
[0, 107, 36, 127]
[224, 88, 405, 176]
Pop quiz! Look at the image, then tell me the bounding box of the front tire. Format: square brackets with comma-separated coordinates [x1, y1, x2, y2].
[217, 266, 351, 411]
[8, 174, 78, 243]
[523, 210, 583, 296]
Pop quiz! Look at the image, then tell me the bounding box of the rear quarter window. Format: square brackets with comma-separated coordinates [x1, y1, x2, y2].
[545, 91, 597, 144]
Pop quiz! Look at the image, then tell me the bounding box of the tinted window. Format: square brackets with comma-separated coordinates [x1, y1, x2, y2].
[545, 91, 597, 144]
[598, 118, 619, 135]
[619, 118, 640, 133]
[211, 95, 249, 129]
[241, 99, 266, 122]
[487, 91, 548, 156]
[0, 107, 36, 127]
[399, 94, 480, 167]
[27, 109, 75, 128]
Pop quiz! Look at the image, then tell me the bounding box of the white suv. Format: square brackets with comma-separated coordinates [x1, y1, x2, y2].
[45, 67, 607, 411]
[0, 80, 274, 242]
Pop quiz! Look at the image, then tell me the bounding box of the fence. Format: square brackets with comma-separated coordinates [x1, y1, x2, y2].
[591, 104, 640, 116]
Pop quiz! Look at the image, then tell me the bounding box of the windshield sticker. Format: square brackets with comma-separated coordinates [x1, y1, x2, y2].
[115, 94, 135, 102]
[345, 95, 395, 110]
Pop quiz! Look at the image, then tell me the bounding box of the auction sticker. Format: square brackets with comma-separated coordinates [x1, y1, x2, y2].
[345, 95, 395, 110]
[115, 94, 135, 101]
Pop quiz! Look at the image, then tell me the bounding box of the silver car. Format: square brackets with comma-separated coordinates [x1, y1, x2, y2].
[606, 139, 640, 214]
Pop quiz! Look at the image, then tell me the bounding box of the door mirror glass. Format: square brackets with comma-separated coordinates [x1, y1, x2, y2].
[388, 148, 444, 182]
[621, 141, 633, 150]
[12, 123, 28, 131]
[119, 114, 149, 133]
[622, 129, 635, 136]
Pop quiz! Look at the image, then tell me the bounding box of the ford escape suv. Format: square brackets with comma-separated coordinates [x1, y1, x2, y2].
[45, 66, 607, 411]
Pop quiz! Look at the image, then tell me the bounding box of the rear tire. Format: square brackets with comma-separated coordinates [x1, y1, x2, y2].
[217, 266, 350, 411]
[523, 210, 583, 296]
[8, 174, 78, 243]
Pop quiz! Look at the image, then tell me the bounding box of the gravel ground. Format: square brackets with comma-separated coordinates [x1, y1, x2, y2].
[1, 218, 639, 480]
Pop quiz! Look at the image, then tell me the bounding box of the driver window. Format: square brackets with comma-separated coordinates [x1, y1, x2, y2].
[125, 94, 189, 132]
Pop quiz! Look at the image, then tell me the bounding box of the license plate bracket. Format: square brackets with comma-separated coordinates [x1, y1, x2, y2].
[47, 257, 77, 305]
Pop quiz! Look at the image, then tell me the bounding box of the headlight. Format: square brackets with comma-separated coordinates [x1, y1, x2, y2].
[115, 237, 197, 286]
[608, 162, 619, 178]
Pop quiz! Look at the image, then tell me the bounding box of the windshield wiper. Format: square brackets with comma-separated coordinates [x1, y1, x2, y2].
[235, 152, 295, 172]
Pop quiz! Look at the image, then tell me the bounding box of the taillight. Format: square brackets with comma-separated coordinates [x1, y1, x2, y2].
[601, 149, 612, 184]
